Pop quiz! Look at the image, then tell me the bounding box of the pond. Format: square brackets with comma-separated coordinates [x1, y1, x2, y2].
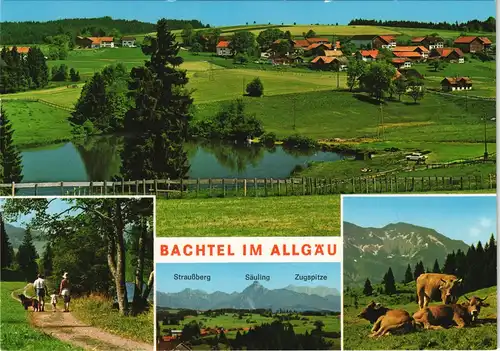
[19, 136, 344, 189]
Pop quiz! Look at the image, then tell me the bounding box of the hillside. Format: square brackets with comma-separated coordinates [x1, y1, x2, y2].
[343, 221, 470, 285]
[1, 17, 205, 45]
[157, 281, 341, 311]
[4, 223, 47, 254]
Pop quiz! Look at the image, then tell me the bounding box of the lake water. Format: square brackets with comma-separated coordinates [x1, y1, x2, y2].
[20, 136, 343, 184]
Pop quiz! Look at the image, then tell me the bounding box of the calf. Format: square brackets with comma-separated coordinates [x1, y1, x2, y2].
[412, 295, 490, 329]
[18, 294, 39, 311]
[358, 301, 415, 337]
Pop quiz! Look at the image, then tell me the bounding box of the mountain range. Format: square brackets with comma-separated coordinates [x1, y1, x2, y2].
[343, 221, 470, 285]
[4, 223, 47, 254]
[157, 282, 340, 312]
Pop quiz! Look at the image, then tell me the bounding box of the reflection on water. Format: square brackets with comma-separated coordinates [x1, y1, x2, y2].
[20, 136, 343, 183]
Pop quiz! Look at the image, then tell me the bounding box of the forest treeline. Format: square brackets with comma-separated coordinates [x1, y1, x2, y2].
[1, 17, 207, 45]
[348, 17, 496, 33]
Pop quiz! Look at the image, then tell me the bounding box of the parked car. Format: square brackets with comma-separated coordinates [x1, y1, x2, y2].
[406, 152, 427, 161]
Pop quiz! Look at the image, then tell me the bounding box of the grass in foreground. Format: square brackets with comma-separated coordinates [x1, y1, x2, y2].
[0, 281, 79, 351]
[156, 195, 341, 236]
[71, 295, 153, 344]
[343, 285, 497, 350]
[2, 100, 73, 147]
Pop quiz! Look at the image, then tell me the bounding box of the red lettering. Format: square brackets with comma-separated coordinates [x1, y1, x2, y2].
[302, 244, 312, 255]
[270, 244, 280, 255]
[314, 244, 324, 255]
[250, 244, 262, 256]
[160, 245, 168, 255]
[328, 244, 337, 256]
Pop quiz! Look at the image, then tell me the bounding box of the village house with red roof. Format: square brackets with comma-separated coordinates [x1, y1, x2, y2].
[9, 46, 30, 54]
[453, 36, 492, 53]
[392, 46, 429, 59]
[76, 36, 114, 49]
[373, 35, 397, 49]
[356, 49, 379, 62]
[441, 76, 472, 91]
[428, 47, 465, 63]
[411, 35, 444, 50]
[216, 40, 231, 56]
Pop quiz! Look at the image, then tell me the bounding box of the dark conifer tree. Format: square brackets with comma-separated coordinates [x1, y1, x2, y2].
[363, 278, 373, 296]
[0, 108, 23, 185]
[403, 264, 413, 283]
[442, 251, 457, 275]
[121, 18, 192, 180]
[17, 227, 38, 280]
[432, 259, 441, 273]
[26, 47, 48, 88]
[413, 261, 425, 280]
[383, 267, 397, 295]
[1, 213, 14, 268]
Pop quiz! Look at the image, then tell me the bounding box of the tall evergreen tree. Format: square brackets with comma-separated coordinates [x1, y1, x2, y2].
[413, 261, 425, 280]
[26, 47, 49, 88]
[0, 108, 24, 184]
[121, 18, 193, 180]
[41, 242, 54, 277]
[383, 267, 397, 295]
[17, 227, 38, 280]
[363, 278, 373, 296]
[432, 259, 441, 273]
[484, 234, 497, 287]
[1, 213, 14, 268]
[403, 264, 413, 283]
[442, 251, 457, 275]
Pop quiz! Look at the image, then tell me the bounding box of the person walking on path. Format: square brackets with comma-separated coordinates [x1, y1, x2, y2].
[33, 274, 47, 312]
[59, 272, 71, 312]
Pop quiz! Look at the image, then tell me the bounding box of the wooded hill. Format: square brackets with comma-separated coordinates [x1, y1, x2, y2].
[349, 17, 496, 32]
[1, 17, 207, 45]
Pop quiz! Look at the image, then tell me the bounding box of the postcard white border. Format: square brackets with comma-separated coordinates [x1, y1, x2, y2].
[0, 195, 157, 351]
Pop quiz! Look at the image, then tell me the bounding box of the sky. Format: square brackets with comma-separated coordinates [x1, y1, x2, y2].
[0, 198, 79, 228]
[1, 1, 496, 26]
[342, 195, 497, 245]
[156, 262, 341, 293]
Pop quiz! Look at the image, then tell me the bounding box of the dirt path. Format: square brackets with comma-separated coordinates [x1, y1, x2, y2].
[11, 289, 152, 351]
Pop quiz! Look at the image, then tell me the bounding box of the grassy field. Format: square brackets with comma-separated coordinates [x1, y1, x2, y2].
[343, 285, 497, 350]
[0, 281, 79, 351]
[2, 100, 74, 146]
[156, 195, 341, 237]
[71, 295, 153, 344]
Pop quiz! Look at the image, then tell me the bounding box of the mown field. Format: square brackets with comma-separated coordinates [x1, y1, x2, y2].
[159, 312, 340, 349]
[343, 285, 497, 350]
[0, 281, 80, 351]
[156, 195, 341, 237]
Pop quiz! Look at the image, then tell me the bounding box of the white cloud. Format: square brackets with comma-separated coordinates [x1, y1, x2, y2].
[479, 217, 493, 228]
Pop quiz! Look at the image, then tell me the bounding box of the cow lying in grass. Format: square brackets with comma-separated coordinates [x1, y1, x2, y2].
[412, 295, 490, 329]
[358, 301, 416, 337]
[18, 294, 39, 311]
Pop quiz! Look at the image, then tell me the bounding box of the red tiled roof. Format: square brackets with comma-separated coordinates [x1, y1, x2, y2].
[442, 76, 472, 85]
[378, 35, 396, 44]
[392, 58, 409, 63]
[216, 40, 230, 48]
[293, 39, 311, 48]
[323, 50, 343, 57]
[434, 47, 464, 58]
[88, 37, 114, 44]
[393, 46, 428, 53]
[393, 51, 422, 58]
[311, 56, 336, 64]
[359, 49, 379, 58]
[9, 46, 30, 54]
[306, 37, 330, 43]
[411, 37, 426, 43]
[479, 37, 492, 44]
[306, 43, 333, 50]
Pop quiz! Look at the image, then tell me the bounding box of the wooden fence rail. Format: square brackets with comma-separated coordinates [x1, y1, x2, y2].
[0, 174, 496, 198]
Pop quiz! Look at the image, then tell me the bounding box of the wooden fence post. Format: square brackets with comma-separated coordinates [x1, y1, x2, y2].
[264, 178, 268, 197]
[302, 178, 306, 195]
[196, 178, 200, 197]
[222, 179, 226, 197]
[104, 181, 108, 195]
[180, 178, 184, 198]
[154, 179, 158, 195]
[34, 184, 38, 196]
[270, 178, 274, 195]
[121, 178, 125, 194]
[209, 178, 212, 196]
[89, 181, 93, 195]
[135, 180, 139, 195]
[277, 179, 281, 196]
[254, 178, 258, 197]
[235, 179, 238, 196]
[61, 182, 64, 195]
[143, 179, 147, 195]
[244, 179, 247, 197]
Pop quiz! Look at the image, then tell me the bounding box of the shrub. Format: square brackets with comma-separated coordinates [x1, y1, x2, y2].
[282, 134, 318, 149]
[260, 132, 276, 146]
[246, 77, 264, 97]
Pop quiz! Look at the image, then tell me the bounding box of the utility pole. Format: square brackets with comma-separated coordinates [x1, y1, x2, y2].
[293, 96, 296, 130]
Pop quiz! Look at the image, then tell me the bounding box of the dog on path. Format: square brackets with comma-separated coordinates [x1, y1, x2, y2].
[18, 294, 39, 312]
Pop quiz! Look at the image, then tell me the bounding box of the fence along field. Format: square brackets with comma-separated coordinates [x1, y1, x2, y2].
[1, 173, 496, 197]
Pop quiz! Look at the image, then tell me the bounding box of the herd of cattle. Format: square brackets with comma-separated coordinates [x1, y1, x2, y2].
[357, 273, 492, 337]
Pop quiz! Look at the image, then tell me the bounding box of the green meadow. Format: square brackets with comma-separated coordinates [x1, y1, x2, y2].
[344, 285, 498, 350]
[156, 195, 341, 237]
[0, 281, 80, 351]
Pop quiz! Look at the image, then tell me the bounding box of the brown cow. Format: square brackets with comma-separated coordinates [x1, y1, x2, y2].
[416, 273, 462, 309]
[358, 301, 415, 337]
[412, 295, 490, 329]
